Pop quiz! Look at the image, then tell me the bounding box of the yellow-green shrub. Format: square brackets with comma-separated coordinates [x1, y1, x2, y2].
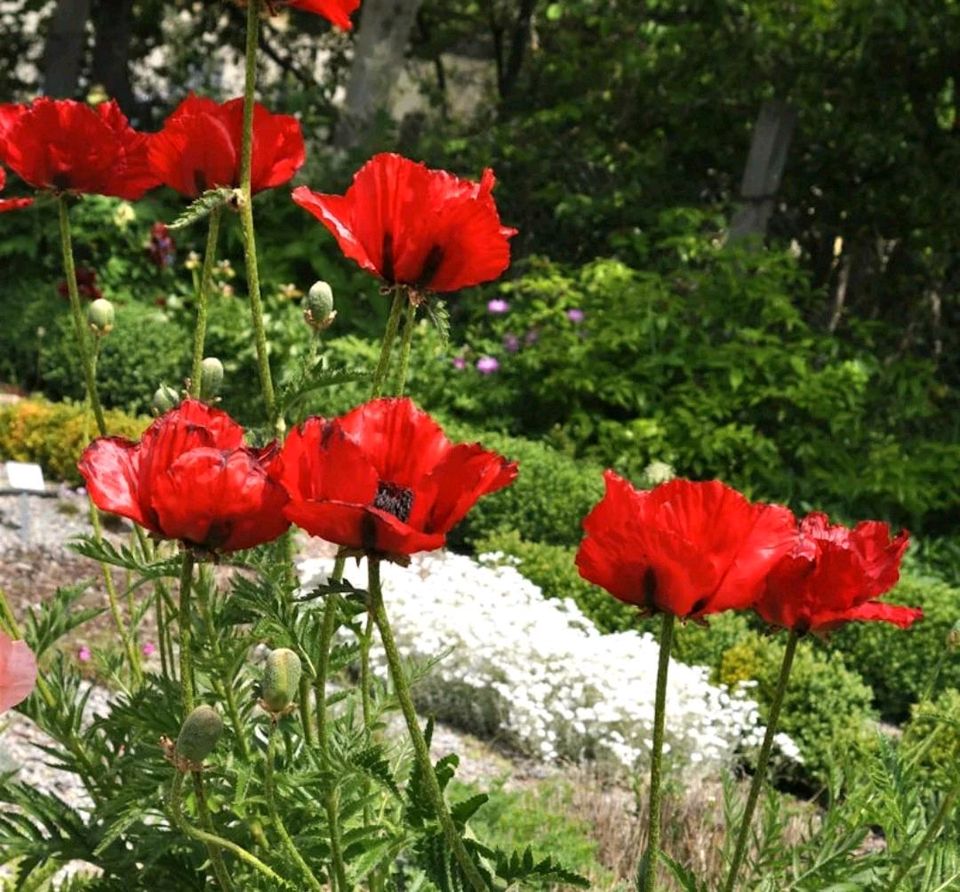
[0, 397, 148, 484]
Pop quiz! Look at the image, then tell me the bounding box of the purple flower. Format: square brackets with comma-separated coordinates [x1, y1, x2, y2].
[487, 298, 510, 315]
[524, 328, 540, 346]
[452, 356, 467, 370]
[566, 308, 585, 324]
[77, 645, 91, 663]
[142, 641, 157, 657]
[476, 356, 500, 374]
[503, 333, 520, 353]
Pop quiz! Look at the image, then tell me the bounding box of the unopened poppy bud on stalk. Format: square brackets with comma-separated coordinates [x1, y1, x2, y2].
[199, 357, 224, 400]
[87, 298, 115, 335]
[304, 280, 336, 331]
[151, 384, 180, 414]
[173, 705, 223, 769]
[261, 647, 302, 716]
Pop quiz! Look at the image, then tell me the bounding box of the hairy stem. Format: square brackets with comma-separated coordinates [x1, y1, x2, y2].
[168, 771, 285, 885]
[178, 551, 196, 714]
[192, 771, 235, 891]
[239, 0, 277, 428]
[393, 296, 417, 396]
[721, 629, 799, 892]
[189, 205, 224, 397]
[368, 559, 488, 891]
[57, 196, 106, 436]
[370, 287, 405, 398]
[264, 724, 325, 891]
[638, 613, 675, 892]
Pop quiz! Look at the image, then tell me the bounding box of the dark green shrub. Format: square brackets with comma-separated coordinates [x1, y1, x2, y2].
[38, 302, 190, 416]
[901, 688, 960, 794]
[830, 573, 960, 722]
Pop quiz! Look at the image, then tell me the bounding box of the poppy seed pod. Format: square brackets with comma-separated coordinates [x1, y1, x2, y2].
[199, 357, 224, 400]
[151, 384, 180, 415]
[87, 298, 115, 335]
[304, 280, 336, 330]
[174, 705, 223, 767]
[262, 648, 302, 713]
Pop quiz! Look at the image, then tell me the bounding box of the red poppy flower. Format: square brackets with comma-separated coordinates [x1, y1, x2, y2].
[754, 512, 921, 633]
[0, 631, 36, 714]
[273, 398, 517, 557]
[78, 399, 289, 554]
[282, 0, 360, 29]
[0, 166, 32, 213]
[575, 472, 797, 619]
[0, 98, 157, 199]
[292, 153, 517, 293]
[149, 95, 305, 198]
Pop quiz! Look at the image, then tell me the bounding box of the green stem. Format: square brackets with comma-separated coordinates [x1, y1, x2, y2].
[192, 771, 235, 891]
[195, 566, 252, 761]
[370, 287, 405, 398]
[393, 296, 417, 396]
[359, 611, 374, 734]
[367, 559, 488, 891]
[638, 613, 675, 892]
[189, 205, 224, 397]
[884, 779, 960, 892]
[57, 196, 106, 436]
[238, 0, 277, 429]
[168, 771, 285, 885]
[179, 551, 196, 714]
[89, 502, 143, 685]
[316, 555, 346, 750]
[721, 629, 800, 892]
[298, 675, 315, 747]
[264, 724, 325, 892]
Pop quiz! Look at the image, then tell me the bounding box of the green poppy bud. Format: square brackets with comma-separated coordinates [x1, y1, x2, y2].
[304, 280, 336, 331]
[152, 384, 180, 415]
[87, 298, 115, 335]
[175, 705, 223, 767]
[199, 357, 224, 400]
[262, 647, 302, 713]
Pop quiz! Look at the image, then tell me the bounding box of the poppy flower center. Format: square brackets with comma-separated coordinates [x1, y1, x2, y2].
[373, 480, 414, 522]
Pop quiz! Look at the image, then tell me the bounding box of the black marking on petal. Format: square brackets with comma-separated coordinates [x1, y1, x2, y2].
[382, 232, 395, 283]
[361, 512, 379, 552]
[690, 596, 710, 616]
[416, 245, 445, 289]
[643, 567, 658, 610]
[194, 170, 207, 195]
[52, 172, 71, 192]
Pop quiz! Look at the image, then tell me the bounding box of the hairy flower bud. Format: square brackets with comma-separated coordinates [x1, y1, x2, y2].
[152, 384, 180, 415]
[304, 280, 336, 331]
[175, 705, 223, 767]
[262, 647, 302, 713]
[87, 298, 115, 335]
[199, 357, 224, 400]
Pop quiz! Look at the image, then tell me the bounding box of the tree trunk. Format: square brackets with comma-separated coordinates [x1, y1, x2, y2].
[91, 0, 135, 116]
[334, 0, 425, 149]
[43, 0, 92, 98]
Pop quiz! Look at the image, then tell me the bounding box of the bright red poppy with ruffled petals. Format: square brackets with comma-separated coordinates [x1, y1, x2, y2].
[292, 153, 517, 293]
[273, 398, 517, 557]
[78, 399, 290, 554]
[0, 167, 32, 213]
[149, 95, 305, 198]
[283, 0, 360, 29]
[576, 472, 797, 619]
[754, 512, 920, 633]
[0, 98, 157, 199]
[0, 631, 36, 713]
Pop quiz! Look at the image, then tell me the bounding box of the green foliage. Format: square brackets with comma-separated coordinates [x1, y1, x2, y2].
[902, 688, 960, 794]
[0, 397, 148, 484]
[830, 573, 960, 722]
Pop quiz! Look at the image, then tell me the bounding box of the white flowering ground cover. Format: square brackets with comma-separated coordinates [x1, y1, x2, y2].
[300, 550, 800, 778]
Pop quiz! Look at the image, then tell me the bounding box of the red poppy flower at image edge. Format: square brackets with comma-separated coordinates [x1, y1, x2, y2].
[78, 399, 290, 553]
[292, 153, 517, 293]
[0, 166, 32, 213]
[0, 98, 157, 199]
[149, 95, 305, 198]
[283, 0, 361, 29]
[273, 397, 518, 556]
[575, 471, 798, 619]
[0, 631, 37, 714]
[754, 512, 922, 633]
